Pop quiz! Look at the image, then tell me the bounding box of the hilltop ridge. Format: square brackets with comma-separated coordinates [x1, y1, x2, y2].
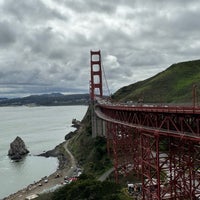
[113, 59, 200, 104]
[0, 93, 89, 106]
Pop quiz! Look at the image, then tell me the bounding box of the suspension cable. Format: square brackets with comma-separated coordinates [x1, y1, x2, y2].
[102, 62, 111, 98]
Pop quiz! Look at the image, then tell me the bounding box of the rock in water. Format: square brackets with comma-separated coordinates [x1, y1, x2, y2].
[8, 136, 29, 160]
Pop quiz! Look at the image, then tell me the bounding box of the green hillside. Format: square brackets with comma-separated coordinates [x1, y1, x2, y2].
[113, 60, 200, 104]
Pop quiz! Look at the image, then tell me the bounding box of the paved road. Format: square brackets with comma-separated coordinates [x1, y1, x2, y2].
[98, 167, 114, 182]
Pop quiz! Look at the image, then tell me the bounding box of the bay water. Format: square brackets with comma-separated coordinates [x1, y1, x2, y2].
[0, 105, 88, 199]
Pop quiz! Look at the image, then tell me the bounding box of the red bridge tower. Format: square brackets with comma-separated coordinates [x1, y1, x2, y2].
[90, 50, 103, 101]
[90, 50, 105, 137]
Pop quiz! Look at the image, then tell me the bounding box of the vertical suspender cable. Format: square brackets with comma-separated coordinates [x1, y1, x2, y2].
[102, 62, 111, 97]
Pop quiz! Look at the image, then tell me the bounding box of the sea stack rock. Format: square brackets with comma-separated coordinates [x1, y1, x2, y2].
[8, 136, 29, 160]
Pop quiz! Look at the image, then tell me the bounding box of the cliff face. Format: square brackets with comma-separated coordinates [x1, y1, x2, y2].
[8, 136, 29, 160]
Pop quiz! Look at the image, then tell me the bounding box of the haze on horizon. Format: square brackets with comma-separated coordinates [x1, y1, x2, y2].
[0, 0, 200, 98]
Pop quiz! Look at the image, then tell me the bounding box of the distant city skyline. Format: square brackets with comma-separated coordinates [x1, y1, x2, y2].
[0, 0, 200, 97]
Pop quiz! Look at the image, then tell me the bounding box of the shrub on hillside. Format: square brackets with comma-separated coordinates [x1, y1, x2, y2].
[51, 174, 131, 200]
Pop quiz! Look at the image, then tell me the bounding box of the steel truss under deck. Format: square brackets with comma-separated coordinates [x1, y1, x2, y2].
[95, 104, 200, 199]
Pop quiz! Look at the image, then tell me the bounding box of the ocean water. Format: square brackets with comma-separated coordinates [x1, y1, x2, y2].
[0, 105, 88, 199]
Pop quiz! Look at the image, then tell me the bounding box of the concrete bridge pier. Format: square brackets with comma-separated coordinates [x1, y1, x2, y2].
[91, 103, 106, 138]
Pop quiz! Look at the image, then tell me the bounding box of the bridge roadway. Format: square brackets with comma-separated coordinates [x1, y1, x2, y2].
[95, 104, 200, 141]
[95, 101, 200, 141]
[93, 99, 200, 200]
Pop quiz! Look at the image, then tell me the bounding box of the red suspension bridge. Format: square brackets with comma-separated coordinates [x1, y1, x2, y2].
[89, 50, 200, 199]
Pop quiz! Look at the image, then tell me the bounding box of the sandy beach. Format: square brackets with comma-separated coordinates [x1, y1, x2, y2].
[3, 140, 77, 200]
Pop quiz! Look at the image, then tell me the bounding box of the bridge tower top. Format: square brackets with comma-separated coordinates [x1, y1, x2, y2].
[90, 50, 103, 101]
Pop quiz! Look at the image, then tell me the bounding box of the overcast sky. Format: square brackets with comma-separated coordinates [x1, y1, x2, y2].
[0, 0, 200, 97]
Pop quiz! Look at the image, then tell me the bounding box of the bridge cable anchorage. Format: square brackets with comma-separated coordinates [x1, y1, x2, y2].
[102, 61, 111, 98]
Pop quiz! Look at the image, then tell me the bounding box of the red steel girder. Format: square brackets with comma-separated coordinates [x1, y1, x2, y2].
[96, 104, 200, 141]
[95, 104, 200, 199]
[106, 122, 141, 182]
[140, 133, 200, 199]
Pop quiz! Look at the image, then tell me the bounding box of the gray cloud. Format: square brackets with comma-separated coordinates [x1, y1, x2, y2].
[2, 0, 66, 22]
[0, 20, 16, 47]
[56, 0, 117, 14]
[0, 0, 200, 97]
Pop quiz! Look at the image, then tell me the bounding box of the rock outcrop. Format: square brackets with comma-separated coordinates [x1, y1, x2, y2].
[72, 118, 81, 128]
[64, 119, 81, 140]
[8, 136, 29, 160]
[38, 142, 68, 169]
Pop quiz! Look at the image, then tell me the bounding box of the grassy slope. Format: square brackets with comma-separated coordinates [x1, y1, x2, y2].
[68, 106, 112, 177]
[113, 60, 200, 103]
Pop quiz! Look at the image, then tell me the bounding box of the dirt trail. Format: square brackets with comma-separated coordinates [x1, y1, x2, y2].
[4, 140, 77, 200]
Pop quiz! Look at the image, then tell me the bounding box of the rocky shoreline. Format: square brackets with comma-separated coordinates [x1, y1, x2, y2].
[3, 119, 81, 200]
[38, 142, 69, 169]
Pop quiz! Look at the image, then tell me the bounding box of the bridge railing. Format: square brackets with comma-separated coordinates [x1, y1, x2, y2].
[95, 98, 200, 114]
